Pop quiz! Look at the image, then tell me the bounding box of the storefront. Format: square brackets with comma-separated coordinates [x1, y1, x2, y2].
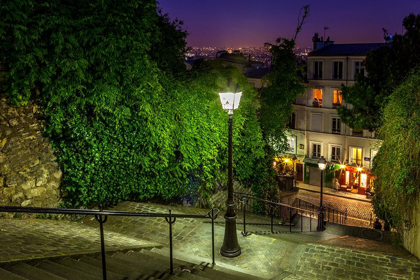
[336, 165, 375, 195]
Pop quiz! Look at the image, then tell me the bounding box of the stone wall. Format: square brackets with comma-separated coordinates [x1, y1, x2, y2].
[402, 197, 420, 259]
[0, 94, 61, 208]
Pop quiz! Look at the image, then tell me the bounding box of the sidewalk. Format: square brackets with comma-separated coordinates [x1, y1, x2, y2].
[296, 182, 371, 203]
[0, 201, 419, 279]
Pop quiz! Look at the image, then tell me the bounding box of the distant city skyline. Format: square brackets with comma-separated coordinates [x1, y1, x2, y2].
[157, 0, 420, 49]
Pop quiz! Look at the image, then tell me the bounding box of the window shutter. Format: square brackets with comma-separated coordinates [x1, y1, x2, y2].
[312, 114, 322, 131]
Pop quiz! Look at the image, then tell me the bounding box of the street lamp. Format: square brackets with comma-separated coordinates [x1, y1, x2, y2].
[317, 156, 327, 231]
[292, 154, 297, 188]
[219, 80, 242, 257]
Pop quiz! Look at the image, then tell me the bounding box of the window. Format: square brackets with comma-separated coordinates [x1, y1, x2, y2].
[333, 61, 343, 80]
[311, 114, 322, 132]
[350, 147, 363, 165]
[330, 145, 341, 162]
[314, 61, 323, 79]
[333, 90, 342, 106]
[370, 149, 378, 168]
[332, 117, 341, 134]
[287, 112, 296, 129]
[313, 89, 323, 107]
[355, 61, 365, 78]
[311, 142, 321, 158]
[287, 137, 296, 154]
[352, 128, 363, 137]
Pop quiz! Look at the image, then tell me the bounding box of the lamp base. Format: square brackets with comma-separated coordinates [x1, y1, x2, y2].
[317, 211, 325, 231]
[220, 214, 241, 257]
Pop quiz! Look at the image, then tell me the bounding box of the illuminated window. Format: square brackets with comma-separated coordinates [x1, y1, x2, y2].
[313, 89, 323, 107]
[333, 90, 342, 106]
[314, 61, 323, 79]
[287, 137, 296, 154]
[333, 61, 343, 80]
[350, 147, 363, 165]
[345, 171, 350, 185]
[360, 173, 367, 188]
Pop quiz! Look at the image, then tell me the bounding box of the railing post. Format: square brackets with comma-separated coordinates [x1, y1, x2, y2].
[211, 208, 216, 265]
[241, 198, 250, 237]
[95, 207, 108, 280]
[165, 209, 177, 275]
[270, 206, 274, 233]
[289, 208, 292, 233]
[310, 212, 312, 232]
[301, 211, 303, 232]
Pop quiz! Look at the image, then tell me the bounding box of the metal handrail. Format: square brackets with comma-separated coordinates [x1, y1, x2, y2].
[233, 192, 318, 235]
[0, 205, 220, 280]
[293, 198, 347, 225]
[233, 192, 317, 214]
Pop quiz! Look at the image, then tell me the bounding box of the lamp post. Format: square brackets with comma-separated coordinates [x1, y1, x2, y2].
[219, 82, 242, 257]
[292, 154, 297, 188]
[317, 156, 327, 231]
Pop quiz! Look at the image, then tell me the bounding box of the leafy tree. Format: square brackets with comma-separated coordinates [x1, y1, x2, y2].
[372, 69, 420, 230]
[338, 13, 420, 132]
[259, 6, 309, 155]
[0, 0, 267, 207]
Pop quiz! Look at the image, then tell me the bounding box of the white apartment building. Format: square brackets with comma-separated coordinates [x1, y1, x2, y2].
[286, 39, 386, 194]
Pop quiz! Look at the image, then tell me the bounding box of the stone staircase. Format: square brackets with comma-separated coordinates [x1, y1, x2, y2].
[0, 248, 264, 280]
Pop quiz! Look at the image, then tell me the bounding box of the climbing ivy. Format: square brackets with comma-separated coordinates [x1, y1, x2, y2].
[0, 0, 269, 207]
[372, 69, 420, 230]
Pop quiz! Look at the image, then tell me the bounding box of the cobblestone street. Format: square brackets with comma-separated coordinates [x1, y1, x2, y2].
[296, 183, 375, 228]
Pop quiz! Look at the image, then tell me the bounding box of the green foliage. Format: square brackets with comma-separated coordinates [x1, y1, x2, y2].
[191, 60, 269, 195]
[372, 69, 420, 229]
[0, 0, 268, 207]
[259, 38, 306, 155]
[338, 13, 420, 132]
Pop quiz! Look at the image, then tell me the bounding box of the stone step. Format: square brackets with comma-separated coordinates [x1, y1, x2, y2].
[139, 249, 203, 274]
[78, 256, 145, 279]
[96, 253, 185, 280]
[35, 259, 99, 280]
[57, 257, 126, 280]
[8, 262, 66, 280]
[114, 251, 207, 280]
[150, 248, 265, 280]
[0, 267, 28, 280]
[139, 249, 201, 269]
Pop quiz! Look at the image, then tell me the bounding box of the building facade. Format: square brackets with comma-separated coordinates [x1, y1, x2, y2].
[285, 40, 386, 194]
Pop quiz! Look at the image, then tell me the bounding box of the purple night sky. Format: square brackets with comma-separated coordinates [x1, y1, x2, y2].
[157, 0, 420, 48]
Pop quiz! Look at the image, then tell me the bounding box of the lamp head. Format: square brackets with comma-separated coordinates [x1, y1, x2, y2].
[318, 156, 327, 170]
[219, 78, 241, 115]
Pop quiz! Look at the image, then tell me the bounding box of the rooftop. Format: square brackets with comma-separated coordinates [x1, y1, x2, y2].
[309, 43, 389, 56]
